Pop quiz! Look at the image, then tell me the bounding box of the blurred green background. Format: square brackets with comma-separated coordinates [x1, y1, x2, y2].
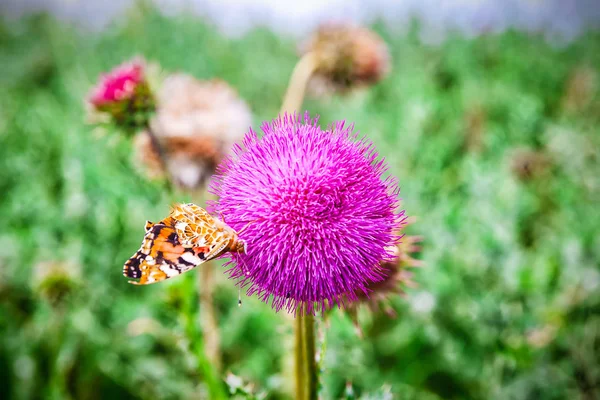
[1, 4, 599, 400]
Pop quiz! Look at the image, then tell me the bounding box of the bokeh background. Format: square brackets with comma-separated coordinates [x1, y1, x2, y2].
[1, 1, 600, 399]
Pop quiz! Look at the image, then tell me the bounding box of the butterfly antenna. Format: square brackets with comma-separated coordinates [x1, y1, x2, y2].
[237, 220, 256, 236]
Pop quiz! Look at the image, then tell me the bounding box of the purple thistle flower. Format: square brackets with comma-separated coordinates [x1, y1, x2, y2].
[209, 113, 403, 314]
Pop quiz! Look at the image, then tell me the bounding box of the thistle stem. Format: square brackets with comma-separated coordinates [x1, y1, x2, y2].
[182, 274, 226, 400]
[144, 123, 176, 191]
[295, 314, 306, 400]
[280, 52, 319, 114]
[283, 52, 320, 399]
[145, 124, 168, 170]
[295, 309, 318, 400]
[193, 189, 222, 370]
[199, 261, 221, 370]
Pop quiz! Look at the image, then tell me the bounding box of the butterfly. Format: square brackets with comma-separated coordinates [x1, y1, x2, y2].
[123, 203, 247, 285]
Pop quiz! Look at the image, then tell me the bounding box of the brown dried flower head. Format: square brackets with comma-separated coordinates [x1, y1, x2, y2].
[302, 23, 391, 94]
[344, 217, 423, 333]
[134, 73, 252, 190]
[134, 133, 224, 189]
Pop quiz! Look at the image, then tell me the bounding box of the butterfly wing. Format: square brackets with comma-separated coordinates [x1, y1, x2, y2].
[169, 203, 233, 251]
[202, 234, 233, 261]
[123, 222, 211, 285]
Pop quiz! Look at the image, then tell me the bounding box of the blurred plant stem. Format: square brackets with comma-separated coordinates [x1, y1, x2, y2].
[280, 52, 318, 114]
[194, 189, 222, 370]
[316, 315, 327, 395]
[144, 124, 177, 192]
[138, 121, 174, 191]
[295, 310, 318, 400]
[199, 261, 221, 369]
[182, 273, 226, 399]
[145, 125, 167, 169]
[48, 309, 69, 399]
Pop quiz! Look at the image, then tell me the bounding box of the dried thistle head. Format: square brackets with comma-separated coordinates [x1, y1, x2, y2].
[344, 217, 423, 334]
[510, 147, 552, 181]
[133, 132, 224, 190]
[301, 23, 390, 95]
[134, 73, 252, 190]
[151, 74, 251, 142]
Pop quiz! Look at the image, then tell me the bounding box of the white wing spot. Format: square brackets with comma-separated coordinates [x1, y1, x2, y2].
[181, 252, 201, 265]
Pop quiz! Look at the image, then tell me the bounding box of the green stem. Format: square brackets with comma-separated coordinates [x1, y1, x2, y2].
[295, 309, 318, 400]
[193, 190, 222, 370]
[280, 52, 319, 115]
[199, 261, 221, 370]
[145, 125, 167, 169]
[143, 123, 174, 191]
[303, 313, 318, 400]
[182, 275, 227, 400]
[295, 314, 306, 400]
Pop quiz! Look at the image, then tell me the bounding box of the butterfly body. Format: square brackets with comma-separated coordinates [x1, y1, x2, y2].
[123, 203, 246, 285]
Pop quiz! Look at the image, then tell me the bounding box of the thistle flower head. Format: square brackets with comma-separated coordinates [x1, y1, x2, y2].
[88, 58, 155, 131]
[135, 74, 252, 190]
[210, 113, 402, 314]
[90, 60, 144, 106]
[302, 23, 390, 94]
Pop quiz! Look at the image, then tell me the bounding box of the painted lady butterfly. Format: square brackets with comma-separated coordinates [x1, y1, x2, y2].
[123, 203, 247, 285]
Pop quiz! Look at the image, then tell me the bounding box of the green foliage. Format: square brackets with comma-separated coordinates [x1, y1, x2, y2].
[1, 6, 599, 400]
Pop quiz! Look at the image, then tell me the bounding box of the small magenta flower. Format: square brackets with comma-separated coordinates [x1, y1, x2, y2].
[90, 60, 144, 106]
[88, 58, 155, 131]
[210, 113, 403, 314]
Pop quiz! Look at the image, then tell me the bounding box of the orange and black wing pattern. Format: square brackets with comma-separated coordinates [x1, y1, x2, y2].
[123, 221, 210, 285]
